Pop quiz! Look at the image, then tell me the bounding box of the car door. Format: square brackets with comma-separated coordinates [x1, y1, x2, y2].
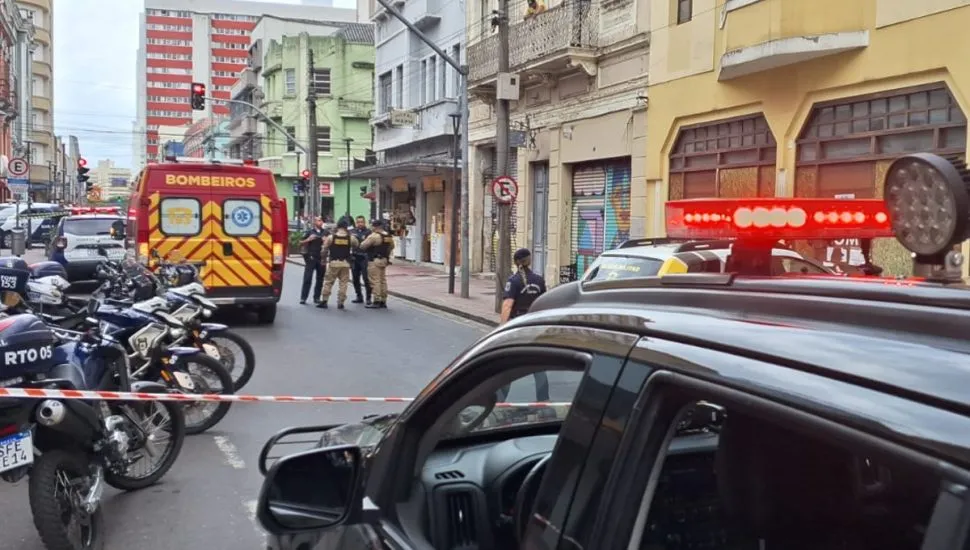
[579, 337, 970, 550]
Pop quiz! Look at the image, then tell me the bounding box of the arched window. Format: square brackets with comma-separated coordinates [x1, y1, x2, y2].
[795, 83, 967, 198]
[668, 114, 777, 200]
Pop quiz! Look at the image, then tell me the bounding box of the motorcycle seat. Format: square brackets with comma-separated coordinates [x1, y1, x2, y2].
[47, 363, 87, 391]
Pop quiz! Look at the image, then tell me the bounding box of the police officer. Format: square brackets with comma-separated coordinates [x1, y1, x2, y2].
[359, 219, 395, 309]
[500, 248, 549, 401]
[349, 215, 372, 305]
[298, 216, 329, 305]
[317, 218, 359, 310]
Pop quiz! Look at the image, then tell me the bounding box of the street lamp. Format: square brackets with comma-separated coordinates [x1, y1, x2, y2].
[344, 137, 354, 218]
[448, 110, 461, 295]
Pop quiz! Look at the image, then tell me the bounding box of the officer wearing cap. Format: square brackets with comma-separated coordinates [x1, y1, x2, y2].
[501, 248, 547, 324]
[359, 219, 395, 309]
[317, 218, 359, 310]
[349, 215, 373, 305]
[298, 216, 329, 305]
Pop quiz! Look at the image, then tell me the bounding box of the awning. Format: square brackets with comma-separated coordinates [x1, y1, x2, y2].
[340, 156, 458, 179]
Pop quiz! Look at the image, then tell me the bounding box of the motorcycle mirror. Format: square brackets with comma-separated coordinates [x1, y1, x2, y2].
[154, 310, 185, 329]
[110, 220, 126, 241]
[96, 245, 108, 258]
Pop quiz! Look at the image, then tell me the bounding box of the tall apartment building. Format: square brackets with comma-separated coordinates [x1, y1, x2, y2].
[133, 0, 371, 172]
[16, 0, 51, 200]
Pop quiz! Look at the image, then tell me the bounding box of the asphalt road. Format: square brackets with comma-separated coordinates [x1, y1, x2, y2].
[0, 259, 490, 549]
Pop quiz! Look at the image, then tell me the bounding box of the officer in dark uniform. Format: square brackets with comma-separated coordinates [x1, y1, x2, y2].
[349, 215, 372, 305]
[299, 216, 329, 305]
[500, 248, 549, 402]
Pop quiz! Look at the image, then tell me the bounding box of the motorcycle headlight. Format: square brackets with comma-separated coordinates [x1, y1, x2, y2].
[202, 308, 213, 318]
[170, 328, 185, 340]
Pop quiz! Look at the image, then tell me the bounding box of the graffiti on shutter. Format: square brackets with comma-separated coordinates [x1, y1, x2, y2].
[571, 197, 605, 278]
[604, 161, 632, 250]
[487, 148, 519, 272]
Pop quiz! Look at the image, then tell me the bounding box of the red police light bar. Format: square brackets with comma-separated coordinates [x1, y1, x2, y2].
[70, 206, 120, 215]
[665, 198, 894, 240]
[301, 170, 311, 178]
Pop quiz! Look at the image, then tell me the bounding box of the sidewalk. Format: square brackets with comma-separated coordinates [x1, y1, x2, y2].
[286, 256, 501, 326]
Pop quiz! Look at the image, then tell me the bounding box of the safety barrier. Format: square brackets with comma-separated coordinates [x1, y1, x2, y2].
[0, 387, 571, 408]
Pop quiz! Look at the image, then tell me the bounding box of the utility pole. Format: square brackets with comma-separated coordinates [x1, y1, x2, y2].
[344, 137, 354, 218]
[493, 0, 512, 312]
[373, 0, 472, 297]
[307, 48, 320, 218]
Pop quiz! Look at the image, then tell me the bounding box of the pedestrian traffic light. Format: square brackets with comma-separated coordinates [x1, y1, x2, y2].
[191, 83, 206, 110]
[77, 158, 91, 190]
[360, 185, 367, 197]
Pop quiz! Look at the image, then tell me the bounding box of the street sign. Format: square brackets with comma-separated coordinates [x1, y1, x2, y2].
[8, 178, 28, 197]
[319, 182, 332, 195]
[8, 157, 28, 178]
[490, 175, 518, 205]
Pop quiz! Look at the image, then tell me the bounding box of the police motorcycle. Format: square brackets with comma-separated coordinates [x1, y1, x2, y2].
[0, 261, 187, 550]
[23, 255, 236, 436]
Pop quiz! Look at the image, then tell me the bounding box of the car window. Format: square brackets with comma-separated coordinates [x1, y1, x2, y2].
[771, 256, 829, 275]
[159, 198, 201, 236]
[446, 369, 582, 439]
[624, 399, 941, 550]
[585, 256, 665, 281]
[223, 199, 261, 236]
[63, 218, 118, 236]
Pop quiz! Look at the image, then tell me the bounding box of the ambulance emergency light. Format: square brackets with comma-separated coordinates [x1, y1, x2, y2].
[665, 198, 894, 241]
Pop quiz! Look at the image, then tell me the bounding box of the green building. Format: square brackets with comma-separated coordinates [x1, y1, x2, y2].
[259, 25, 375, 222]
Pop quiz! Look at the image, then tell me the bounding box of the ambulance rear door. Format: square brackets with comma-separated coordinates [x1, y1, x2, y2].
[207, 174, 274, 295]
[147, 167, 213, 281]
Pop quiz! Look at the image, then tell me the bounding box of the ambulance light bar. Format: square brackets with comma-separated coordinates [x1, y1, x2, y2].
[665, 198, 893, 241]
[70, 206, 121, 215]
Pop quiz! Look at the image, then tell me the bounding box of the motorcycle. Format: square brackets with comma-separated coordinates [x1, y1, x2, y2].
[0, 285, 186, 550]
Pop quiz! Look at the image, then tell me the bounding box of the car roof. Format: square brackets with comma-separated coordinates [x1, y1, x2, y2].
[62, 214, 122, 220]
[523, 275, 970, 419]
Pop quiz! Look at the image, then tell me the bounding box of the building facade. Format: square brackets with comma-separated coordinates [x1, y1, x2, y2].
[0, 0, 32, 201]
[257, 27, 375, 222]
[16, 0, 51, 200]
[89, 159, 133, 203]
[182, 118, 230, 159]
[353, 0, 465, 266]
[645, 0, 970, 277]
[135, 0, 369, 170]
[465, 0, 650, 282]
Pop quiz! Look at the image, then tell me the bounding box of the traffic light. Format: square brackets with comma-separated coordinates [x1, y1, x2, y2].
[191, 83, 206, 110]
[77, 158, 91, 190]
[360, 185, 368, 197]
[296, 170, 311, 195]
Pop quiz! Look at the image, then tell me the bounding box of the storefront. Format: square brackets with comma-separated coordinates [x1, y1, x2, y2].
[569, 158, 633, 277]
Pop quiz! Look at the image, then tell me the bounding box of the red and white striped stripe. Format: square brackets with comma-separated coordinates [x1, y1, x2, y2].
[0, 387, 571, 408]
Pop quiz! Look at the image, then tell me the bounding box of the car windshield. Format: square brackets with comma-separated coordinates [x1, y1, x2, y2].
[585, 255, 665, 281]
[63, 218, 118, 236]
[443, 370, 582, 439]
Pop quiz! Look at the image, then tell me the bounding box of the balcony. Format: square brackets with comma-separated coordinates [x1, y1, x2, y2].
[411, 0, 443, 30]
[719, 0, 869, 80]
[232, 68, 258, 97]
[338, 99, 372, 119]
[229, 116, 256, 142]
[467, 0, 600, 89]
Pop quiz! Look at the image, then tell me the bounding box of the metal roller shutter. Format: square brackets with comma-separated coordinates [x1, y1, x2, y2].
[603, 161, 632, 250]
[487, 148, 519, 272]
[570, 163, 607, 278]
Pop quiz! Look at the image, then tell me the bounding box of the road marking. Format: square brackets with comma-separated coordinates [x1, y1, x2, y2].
[213, 435, 246, 469]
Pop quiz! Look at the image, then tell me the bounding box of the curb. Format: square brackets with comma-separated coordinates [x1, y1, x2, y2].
[286, 257, 499, 327]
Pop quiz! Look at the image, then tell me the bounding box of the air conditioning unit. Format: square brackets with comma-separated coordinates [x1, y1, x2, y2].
[496, 73, 520, 101]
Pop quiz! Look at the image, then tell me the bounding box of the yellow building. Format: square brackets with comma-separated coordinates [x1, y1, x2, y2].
[645, 0, 970, 275]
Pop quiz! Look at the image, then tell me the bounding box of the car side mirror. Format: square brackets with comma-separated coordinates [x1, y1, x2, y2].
[257, 445, 364, 535]
[110, 220, 126, 241]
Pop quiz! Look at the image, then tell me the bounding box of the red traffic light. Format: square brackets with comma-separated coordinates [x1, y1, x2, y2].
[301, 170, 311, 179]
[77, 158, 87, 167]
[192, 83, 205, 93]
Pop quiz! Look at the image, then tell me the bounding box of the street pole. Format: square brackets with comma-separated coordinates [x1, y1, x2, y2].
[448, 111, 460, 294]
[372, 0, 472, 297]
[459, 74, 470, 298]
[344, 137, 354, 218]
[307, 48, 320, 218]
[493, 0, 512, 313]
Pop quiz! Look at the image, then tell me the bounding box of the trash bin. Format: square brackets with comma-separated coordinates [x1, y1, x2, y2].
[9, 227, 26, 256]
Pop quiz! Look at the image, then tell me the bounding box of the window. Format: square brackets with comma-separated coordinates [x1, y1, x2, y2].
[429, 57, 438, 102]
[284, 126, 296, 152]
[378, 71, 392, 114]
[420, 59, 427, 105]
[669, 114, 777, 199]
[222, 199, 261, 236]
[771, 256, 829, 275]
[159, 198, 201, 236]
[584, 256, 665, 281]
[438, 56, 447, 99]
[315, 127, 331, 153]
[63, 218, 118, 236]
[312, 68, 331, 96]
[284, 68, 296, 96]
[677, 0, 692, 23]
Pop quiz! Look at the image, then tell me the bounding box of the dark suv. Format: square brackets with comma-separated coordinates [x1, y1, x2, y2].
[253, 153, 970, 550]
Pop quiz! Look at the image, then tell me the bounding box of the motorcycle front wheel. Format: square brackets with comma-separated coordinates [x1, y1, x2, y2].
[103, 397, 186, 491]
[28, 450, 106, 550]
[172, 354, 234, 435]
[199, 330, 256, 392]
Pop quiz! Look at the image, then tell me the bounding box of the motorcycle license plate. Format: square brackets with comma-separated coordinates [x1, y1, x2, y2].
[202, 343, 221, 361]
[172, 371, 196, 390]
[0, 431, 33, 473]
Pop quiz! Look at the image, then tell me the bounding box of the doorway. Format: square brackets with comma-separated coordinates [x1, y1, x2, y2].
[531, 162, 549, 277]
[320, 197, 335, 222]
